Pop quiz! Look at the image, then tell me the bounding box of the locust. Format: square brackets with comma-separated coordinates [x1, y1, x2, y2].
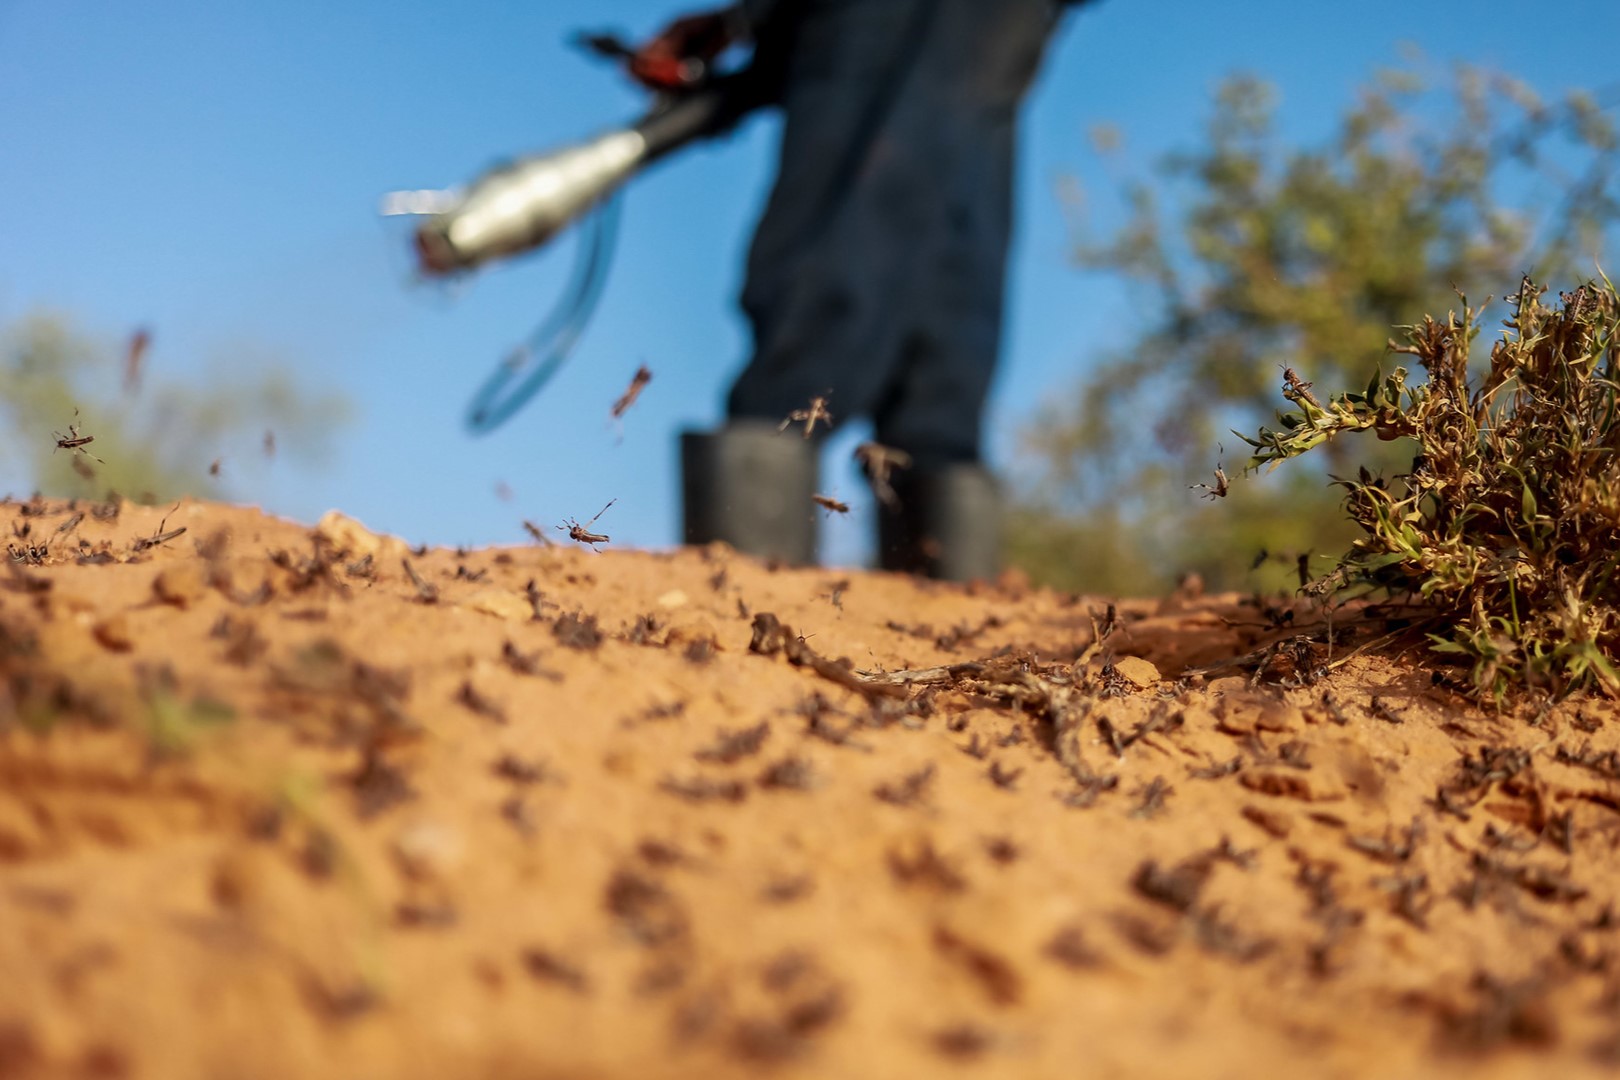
[558, 499, 616, 550]
[53, 410, 105, 463]
[855, 442, 911, 509]
[811, 494, 850, 514]
[779, 394, 833, 439]
[1193, 463, 1229, 500]
[124, 328, 150, 394]
[610, 364, 653, 420]
[132, 503, 188, 552]
[1281, 366, 1321, 408]
[1191, 445, 1229, 500]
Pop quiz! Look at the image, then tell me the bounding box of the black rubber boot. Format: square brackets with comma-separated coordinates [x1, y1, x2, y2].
[681, 422, 818, 565]
[877, 463, 1002, 582]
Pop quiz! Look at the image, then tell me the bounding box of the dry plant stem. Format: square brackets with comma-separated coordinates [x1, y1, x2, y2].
[1180, 613, 1418, 678]
[1322, 627, 1429, 673]
[857, 660, 1106, 787]
[856, 663, 987, 687]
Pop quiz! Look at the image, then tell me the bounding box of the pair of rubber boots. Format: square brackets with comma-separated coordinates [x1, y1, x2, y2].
[680, 422, 1000, 582]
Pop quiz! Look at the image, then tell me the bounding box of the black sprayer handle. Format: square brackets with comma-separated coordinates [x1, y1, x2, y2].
[633, 70, 769, 164]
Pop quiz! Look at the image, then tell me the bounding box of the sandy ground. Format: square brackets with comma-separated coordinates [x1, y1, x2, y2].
[2, 494, 1620, 1079]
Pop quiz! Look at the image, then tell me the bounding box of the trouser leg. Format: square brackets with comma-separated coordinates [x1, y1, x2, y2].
[875, 463, 1002, 582]
[680, 421, 818, 565]
[718, 0, 1060, 577]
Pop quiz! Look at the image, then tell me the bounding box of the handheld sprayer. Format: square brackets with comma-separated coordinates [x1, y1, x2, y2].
[381, 32, 763, 433]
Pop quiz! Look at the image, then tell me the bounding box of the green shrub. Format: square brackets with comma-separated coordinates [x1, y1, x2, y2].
[1243, 278, 1620, 698]
[1013, 62, 1620, 593]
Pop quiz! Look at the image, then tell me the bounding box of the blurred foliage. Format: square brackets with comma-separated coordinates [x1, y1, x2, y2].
[1, 313, 350, 502]
[1011, 59, 1620, 595]
[1243, 279, 1620, 699]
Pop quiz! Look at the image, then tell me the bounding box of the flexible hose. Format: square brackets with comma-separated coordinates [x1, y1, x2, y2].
[463, 192, 622, 434]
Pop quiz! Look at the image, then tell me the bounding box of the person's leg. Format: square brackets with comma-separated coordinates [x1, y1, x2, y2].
[866, 0, 1063, 580]
[687, 0, 925, 563]
[728, 0, 933, 429]
[680, 420, 818, 564]
[691, 0, 1065, 575]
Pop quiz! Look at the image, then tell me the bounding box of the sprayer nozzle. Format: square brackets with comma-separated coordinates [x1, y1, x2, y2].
[414, 226, 461, 276]
[379, 188, 462, 217]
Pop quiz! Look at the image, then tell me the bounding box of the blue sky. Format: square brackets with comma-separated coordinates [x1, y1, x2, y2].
[4, 0, 1618, 565]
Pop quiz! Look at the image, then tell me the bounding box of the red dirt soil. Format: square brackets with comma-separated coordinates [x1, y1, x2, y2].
[2, 495, 1620, 1079]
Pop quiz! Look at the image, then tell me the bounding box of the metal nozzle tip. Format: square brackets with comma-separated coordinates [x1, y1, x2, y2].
[379, 188, 462, 217]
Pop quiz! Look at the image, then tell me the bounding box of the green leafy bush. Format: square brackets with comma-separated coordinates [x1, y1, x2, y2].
[1012, 60, 1620, 594]
[1243, 278, 1620, 698]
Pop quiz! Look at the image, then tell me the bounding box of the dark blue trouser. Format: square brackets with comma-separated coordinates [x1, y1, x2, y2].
[726, 0, 1065, 471]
